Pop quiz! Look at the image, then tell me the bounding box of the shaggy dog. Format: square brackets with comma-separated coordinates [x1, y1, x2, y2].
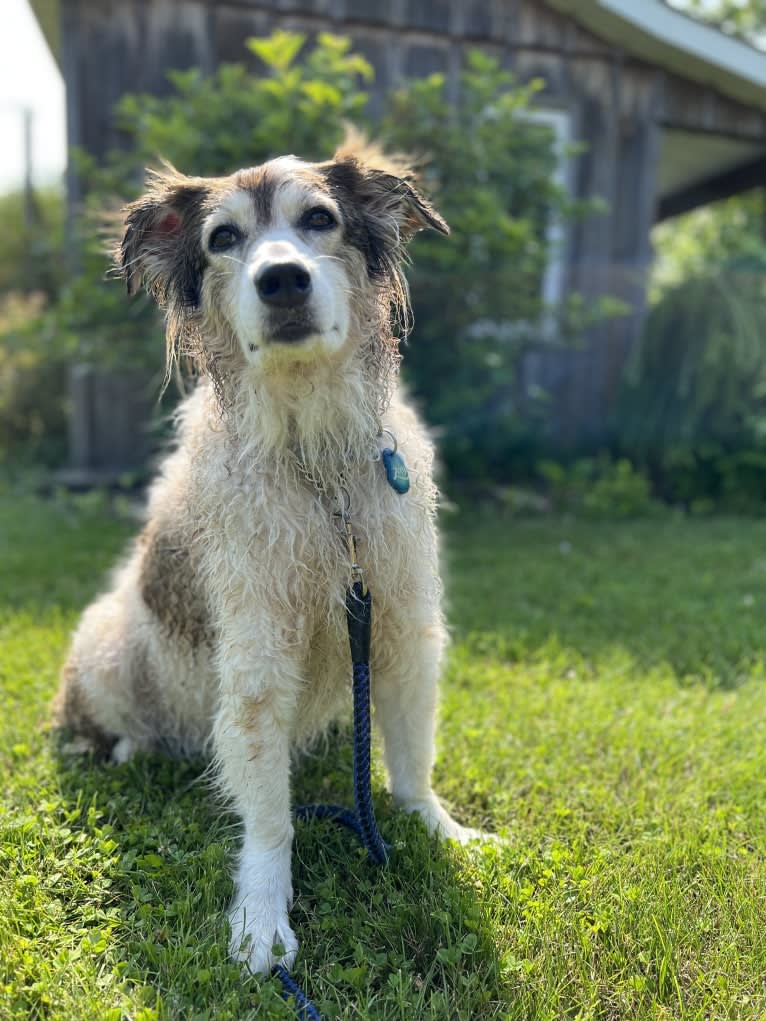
[55, 136, 480, 977]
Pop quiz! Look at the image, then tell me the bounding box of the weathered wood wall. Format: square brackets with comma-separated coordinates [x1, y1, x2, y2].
[59, 0, 766, 448]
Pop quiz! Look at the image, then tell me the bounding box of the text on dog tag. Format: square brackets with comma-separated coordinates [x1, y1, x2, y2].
[382, 448, 410, 494]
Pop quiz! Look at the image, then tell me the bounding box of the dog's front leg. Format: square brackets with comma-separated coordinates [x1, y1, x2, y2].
[212, 623, 302, 976]
[373, 612, 484, 844]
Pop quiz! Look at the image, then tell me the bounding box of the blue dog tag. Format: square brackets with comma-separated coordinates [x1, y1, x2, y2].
[382, 448, 410, 494]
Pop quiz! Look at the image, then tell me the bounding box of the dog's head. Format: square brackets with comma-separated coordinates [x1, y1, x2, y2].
[117, 135, 448, 388]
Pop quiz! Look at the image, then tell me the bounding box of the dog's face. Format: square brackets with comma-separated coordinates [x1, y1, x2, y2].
[118, 138, 448, 381]
[203, 157, 351, 363]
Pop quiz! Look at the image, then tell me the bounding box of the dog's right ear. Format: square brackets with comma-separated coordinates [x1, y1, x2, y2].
[117, 166, 211, 310]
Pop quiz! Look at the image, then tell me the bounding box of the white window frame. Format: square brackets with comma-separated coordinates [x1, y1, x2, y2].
[518, 106, 572, 313]
[465, 105, 573, 349]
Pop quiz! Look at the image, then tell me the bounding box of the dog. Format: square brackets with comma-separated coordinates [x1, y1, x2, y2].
[55, 134, 481, 977]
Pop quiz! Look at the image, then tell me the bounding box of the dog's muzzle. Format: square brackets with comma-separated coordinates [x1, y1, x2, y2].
[255, 261, 316, 344]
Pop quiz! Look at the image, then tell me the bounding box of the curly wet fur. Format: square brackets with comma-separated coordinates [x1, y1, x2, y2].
[56, 136, 479, 979]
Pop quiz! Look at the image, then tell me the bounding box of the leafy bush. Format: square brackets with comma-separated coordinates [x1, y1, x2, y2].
[636, 444, 766, 515]
[617, 247, 766, 510]
[40, 31, 592, 486]
[381, 54, 585, 484]
[537, 456, 659, 518]
[61, 35, 576, 441]
[0, 294, 69, 467]
[0, 188, 65, 299]
[0, 189, 69, 468]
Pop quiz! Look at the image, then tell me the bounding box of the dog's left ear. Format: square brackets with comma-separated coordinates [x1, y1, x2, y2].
[117, 165, 211, 310]
[326, 134, 449, 244]
[361, 166, 450, 240]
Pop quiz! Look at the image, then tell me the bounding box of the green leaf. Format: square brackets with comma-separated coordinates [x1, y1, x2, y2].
[247, 31, 305, 72]
[136, 853, 164, 871]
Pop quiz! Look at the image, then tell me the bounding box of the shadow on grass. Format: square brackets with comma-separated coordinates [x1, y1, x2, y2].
[52, 731, 510, 1020]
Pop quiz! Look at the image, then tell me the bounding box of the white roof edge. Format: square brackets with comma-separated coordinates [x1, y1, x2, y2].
[546, 0, 766, 112]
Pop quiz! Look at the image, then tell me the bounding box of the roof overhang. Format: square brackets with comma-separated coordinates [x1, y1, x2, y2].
[546, 0, 766, 113]
[547, 0, 766, 217]
[29, 0, 60, 68]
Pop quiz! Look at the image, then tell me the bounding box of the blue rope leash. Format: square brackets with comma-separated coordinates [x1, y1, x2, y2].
[274, 581, 389, 1017]
[272, 965, 323, 1021]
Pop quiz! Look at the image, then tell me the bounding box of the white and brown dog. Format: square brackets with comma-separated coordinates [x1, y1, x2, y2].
[55, 136, 480, 977]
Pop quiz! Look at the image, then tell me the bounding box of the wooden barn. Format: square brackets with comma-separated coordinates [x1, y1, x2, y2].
[31, 0, 766, 465]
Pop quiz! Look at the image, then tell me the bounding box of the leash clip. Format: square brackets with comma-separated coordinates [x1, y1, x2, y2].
[343, 516, 367, 597]
[335, 487, 367, 596]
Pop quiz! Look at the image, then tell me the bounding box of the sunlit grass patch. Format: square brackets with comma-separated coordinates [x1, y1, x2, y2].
[2, 492, 766, 1018]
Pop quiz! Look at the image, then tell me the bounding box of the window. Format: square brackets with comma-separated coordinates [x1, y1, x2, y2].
[518, 107, 572, 313]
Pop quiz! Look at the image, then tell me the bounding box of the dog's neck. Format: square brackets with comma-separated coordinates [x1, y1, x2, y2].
[222, 339, 393, 493]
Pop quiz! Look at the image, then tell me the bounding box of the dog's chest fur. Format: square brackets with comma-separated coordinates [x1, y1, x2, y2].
[134, 381, 438, 749]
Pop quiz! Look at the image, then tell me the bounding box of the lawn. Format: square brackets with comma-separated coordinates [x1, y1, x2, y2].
[2, 488, 766, 1020]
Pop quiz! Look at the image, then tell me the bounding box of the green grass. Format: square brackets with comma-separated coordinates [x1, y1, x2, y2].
[3, 488, 766, 1019]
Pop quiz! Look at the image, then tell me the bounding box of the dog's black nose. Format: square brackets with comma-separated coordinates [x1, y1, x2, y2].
[255, 262, 312, 307]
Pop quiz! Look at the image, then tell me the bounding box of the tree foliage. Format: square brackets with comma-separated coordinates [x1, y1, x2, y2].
[624, 260, 766, 446]
[668, 0, 766, 41]
[0, 189, 68, 467]
[0, 188, 64, 299]
[620, 239, 766, 508]
[82, 31, 372, 186]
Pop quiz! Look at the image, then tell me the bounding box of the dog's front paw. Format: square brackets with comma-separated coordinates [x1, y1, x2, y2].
[228, 897, 299, 976]
[402, 795, 491, 844]
[228, 837, 297, 976]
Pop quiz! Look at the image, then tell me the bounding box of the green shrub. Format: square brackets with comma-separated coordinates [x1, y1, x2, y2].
[0, 190, 69, 468]
[0, 294, 69, 468]
[382, 54, 614, 485]
[580, 458, 656, 519]
[537, 456, 659, 518]
[41, 32, 597, 488]
[616, 250, 766, 510]
[0, 188, 65, 299]
[641, 443, 766, 514]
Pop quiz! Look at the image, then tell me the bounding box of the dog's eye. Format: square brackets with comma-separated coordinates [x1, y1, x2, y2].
[209, 225, 241, 252]
[301, 207, 337, 231]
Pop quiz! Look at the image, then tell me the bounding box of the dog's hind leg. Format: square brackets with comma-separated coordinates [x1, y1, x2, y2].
[54, 657, 118, 758]
[54, 581, 165, 758]
[110, 735, 152, 764]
